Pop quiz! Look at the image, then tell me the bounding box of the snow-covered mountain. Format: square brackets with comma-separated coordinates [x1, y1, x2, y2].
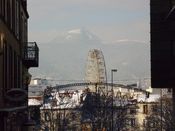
[30, 28, 150, 83]
[51, 28, 101, 43]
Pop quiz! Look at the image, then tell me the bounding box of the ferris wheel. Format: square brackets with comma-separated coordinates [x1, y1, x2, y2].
[85, 49, 107, 92]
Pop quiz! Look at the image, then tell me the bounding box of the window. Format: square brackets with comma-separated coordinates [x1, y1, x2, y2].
[15, 0, 19, 39]
[0, 0, 5, 18]
[10, 0, 13, 29]
[126, 118, 136, 127]
[130, 108, 136, 114]
[0, 34, 2, 50]
[45, 112, 50, 121]
[7, 0, 10, 26]
[18, 57, 22, 88]
[20, 13, 24, 42]
[3, 39, 8, 92]
[143, 119, 147, 127]
[25, 19, 27, 41]
[130, 118, 136, 127]
[12, 0, 16, 32]
[9, 46, 13, 89]
[3, 43, 14, 91]
[4, 0, 7, 22]
[0, 0, 2, 16]
[152, 105, 158, 113]
[143, 105, 148, 114]
[14, 52, 17, 88]
[20, 15, 28, 42]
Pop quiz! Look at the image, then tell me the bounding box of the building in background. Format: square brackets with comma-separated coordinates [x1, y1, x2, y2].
[0, 0, 39, 130]
[28, 78, 49, 105]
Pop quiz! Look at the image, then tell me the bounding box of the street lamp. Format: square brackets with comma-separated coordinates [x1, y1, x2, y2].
[111, 69, 117, 131]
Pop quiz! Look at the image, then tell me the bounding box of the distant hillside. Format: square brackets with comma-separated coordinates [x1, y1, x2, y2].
[30, 28, 150, 83]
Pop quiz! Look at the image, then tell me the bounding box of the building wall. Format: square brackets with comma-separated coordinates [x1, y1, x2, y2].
[122, 97, 160, 131]
[135, 103, 151, 130]
[0, 0, 33, 131]
[0, 20, 21, 107]
[126, 102, 158, 131]
[0, 0, 28, 106]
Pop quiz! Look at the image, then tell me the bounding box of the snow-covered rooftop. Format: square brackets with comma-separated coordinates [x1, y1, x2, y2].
[28, 99, 42, 106]
[41, 89, 85, 109]
[137, 94, 160, 103]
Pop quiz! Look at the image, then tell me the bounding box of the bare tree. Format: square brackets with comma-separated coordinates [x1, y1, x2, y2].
[145, 96, 174, 131]
[81, 91, 130, 131]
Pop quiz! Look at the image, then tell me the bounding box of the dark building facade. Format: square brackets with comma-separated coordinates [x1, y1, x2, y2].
[0, 0, 39, 130]
[151, 0, 175, 88]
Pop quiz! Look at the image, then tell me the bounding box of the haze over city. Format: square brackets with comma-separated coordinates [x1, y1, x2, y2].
[28, 0, 150, 82]
[1, 0, 175, 130]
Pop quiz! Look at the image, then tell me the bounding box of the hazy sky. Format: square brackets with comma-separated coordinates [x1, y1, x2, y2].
[28, 0, 150, 44]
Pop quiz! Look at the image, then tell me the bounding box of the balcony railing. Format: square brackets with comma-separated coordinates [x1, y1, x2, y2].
[23, 42, 39, 67]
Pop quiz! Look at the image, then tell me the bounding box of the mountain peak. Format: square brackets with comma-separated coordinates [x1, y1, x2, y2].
[68, 29, 82, 34]
[51, 28, 101, 43]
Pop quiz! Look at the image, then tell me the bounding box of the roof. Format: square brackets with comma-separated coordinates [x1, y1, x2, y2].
[28, 99, 43, 106]
[41, 89, 85, 109]
[137, 94, 160, 103]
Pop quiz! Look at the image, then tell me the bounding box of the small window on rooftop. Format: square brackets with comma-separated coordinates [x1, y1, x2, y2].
[143, 105, 148, 114]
